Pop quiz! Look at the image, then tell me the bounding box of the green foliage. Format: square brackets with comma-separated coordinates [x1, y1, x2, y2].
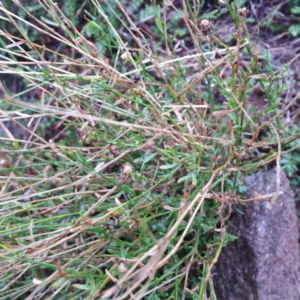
[289, 24, 300, 37]
[281, 125, 300, 178]
[281, 152, 300, 177]
[291, 6, 300, 14]
[0, 0, 299, 299]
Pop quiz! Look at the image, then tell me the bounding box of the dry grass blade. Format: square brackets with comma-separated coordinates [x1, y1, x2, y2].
[0, 0, 299, 299]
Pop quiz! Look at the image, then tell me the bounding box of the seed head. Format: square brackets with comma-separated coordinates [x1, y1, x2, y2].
[122, 162, 133, 175]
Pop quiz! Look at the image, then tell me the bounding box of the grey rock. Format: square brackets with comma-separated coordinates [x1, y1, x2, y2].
[213, 167, 300, 300]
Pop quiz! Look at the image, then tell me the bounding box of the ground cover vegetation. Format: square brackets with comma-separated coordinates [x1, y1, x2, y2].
[0, 0, 299, 299]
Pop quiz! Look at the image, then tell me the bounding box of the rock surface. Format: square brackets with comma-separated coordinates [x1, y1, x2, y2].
[213, 167, 300, 300]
